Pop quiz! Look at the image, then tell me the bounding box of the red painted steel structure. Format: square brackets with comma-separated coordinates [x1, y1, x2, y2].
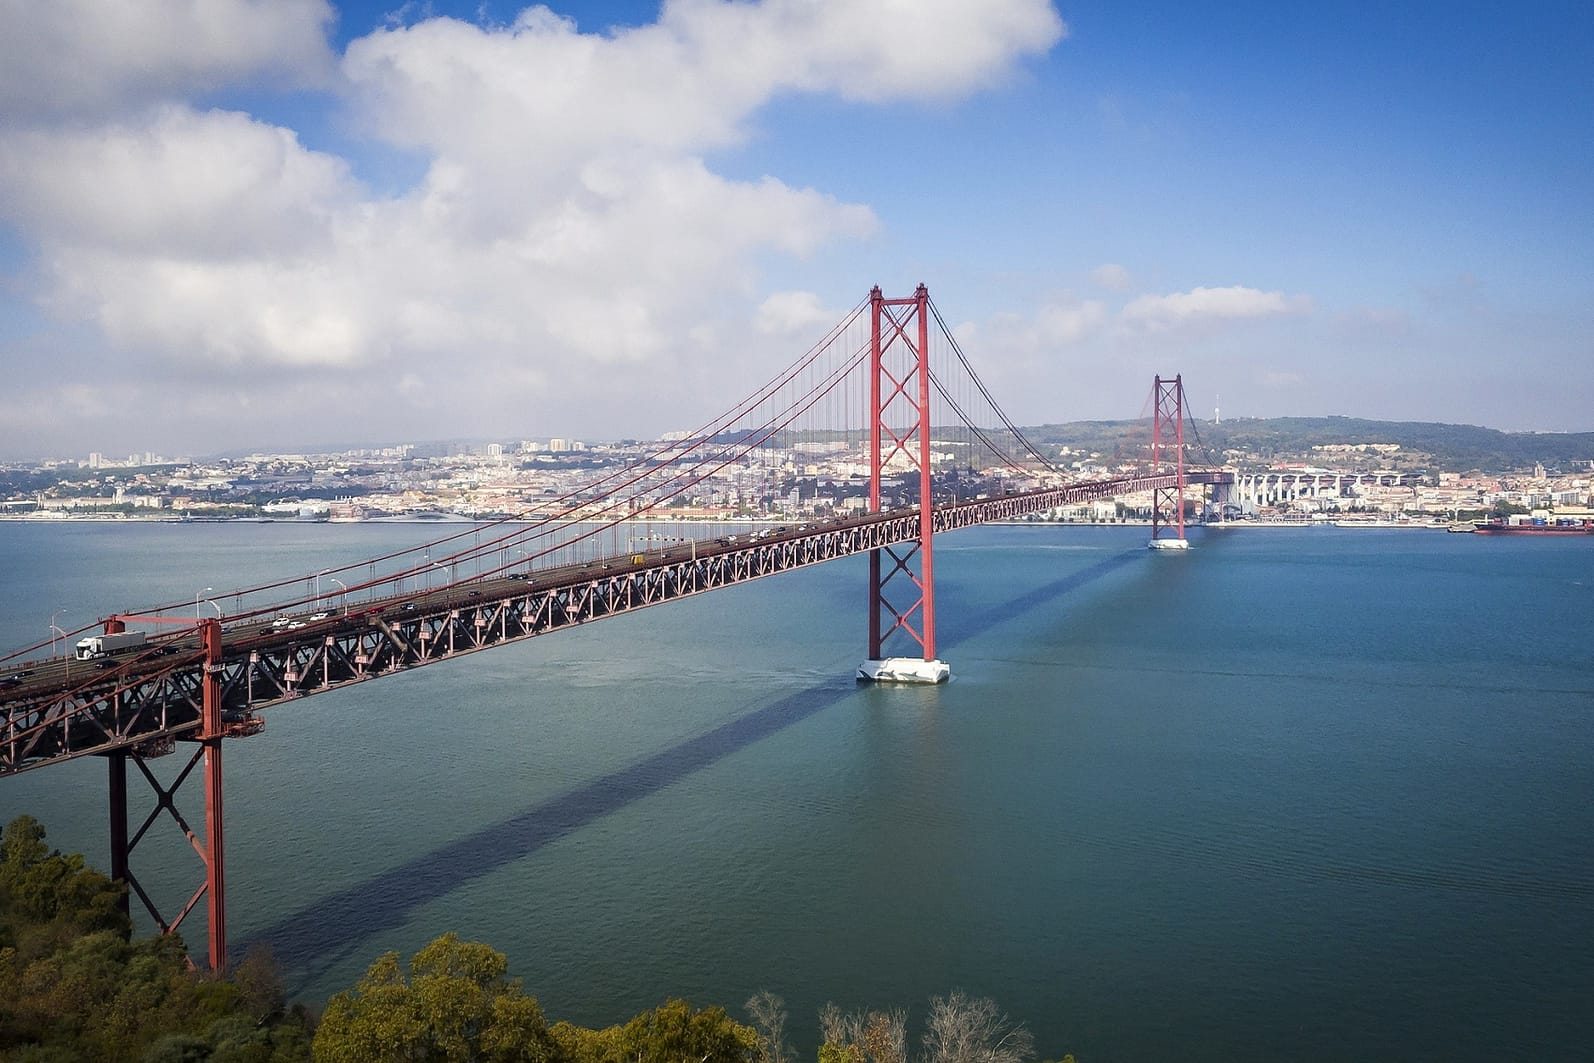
[867, 285, 937, 662]
[2, 475, 1234, 972]
[1149, 374, 1188, 542]
[0, 283, 1236, 972]
[102, 617, 228, 971]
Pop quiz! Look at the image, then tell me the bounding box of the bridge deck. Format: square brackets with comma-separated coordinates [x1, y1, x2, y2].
[1, 471, 1227, 775]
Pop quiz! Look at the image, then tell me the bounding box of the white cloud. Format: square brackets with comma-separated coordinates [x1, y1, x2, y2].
[1035, 299, 1108, 345]
[981, 296, 1106, 355]
[0, 0, 337, 119]
[1121, 285, 1312, 329]
[657, 0, 1067, 104]
[0, 0, 1066, 453]
[45, 251, 377, 370]
[1091, 263, 1132, 291]
[340, 0, 1063, 214]
[0, 107, 355, 257]
[756, 291, 835, 335]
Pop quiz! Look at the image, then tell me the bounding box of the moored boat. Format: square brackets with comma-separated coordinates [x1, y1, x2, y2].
[1471, 519, 1593, 536]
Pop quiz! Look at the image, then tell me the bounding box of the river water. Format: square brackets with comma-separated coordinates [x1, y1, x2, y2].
[2, 520, 1592, 1062]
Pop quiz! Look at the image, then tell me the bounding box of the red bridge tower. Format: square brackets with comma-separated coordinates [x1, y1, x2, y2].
[1148, 373, 1191, 550]
[858, 285, 949, 682]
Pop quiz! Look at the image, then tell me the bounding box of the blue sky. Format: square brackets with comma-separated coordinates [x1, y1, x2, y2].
[1, 0, 1590, 459]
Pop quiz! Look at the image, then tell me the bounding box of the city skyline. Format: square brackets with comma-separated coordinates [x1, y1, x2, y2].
[1, 0, 1590, 461]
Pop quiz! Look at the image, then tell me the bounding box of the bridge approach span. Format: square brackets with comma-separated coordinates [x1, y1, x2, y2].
[1, 470, 1226, 776]
[0, 286, 1220, 974]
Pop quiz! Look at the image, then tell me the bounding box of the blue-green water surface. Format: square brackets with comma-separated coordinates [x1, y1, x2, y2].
[2, 521, 1591, 1062]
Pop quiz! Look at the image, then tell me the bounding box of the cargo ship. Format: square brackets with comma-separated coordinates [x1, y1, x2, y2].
[1472, 518, 1594, 535]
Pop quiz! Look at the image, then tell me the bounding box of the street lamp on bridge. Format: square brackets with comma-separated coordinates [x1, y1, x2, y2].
[195, 587, 213, 621]
[49, 609, 67, 657]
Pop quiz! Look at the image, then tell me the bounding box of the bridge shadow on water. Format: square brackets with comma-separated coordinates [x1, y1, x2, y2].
[248, 547, 1144, 983]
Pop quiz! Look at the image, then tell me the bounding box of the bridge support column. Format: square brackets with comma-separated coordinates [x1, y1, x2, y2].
[858, 284, 949, 683]
[102, 618, 228, 971]
[200, 617, 227, 972]
[107, 749, 130, 917]
[1148, 374, 1190, 551]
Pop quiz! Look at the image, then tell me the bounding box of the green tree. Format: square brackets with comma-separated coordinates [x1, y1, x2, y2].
[313, 932, 558, 1063]
[0, 815, 129, 950]
[0, 815, 310, 1062]
[551, 999, 757, 1063]
[613, 999, 758, 1063]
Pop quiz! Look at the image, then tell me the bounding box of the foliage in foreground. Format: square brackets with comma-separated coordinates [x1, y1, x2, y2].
[314, 932, 759, 1063]
[0, 814, 1074, 1062]
[314, 936, 1072, 1063]
[0, 815, 312, 1062]
[313, 932, 561, 1063]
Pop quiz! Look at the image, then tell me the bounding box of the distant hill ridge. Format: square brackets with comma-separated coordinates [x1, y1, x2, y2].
[1025, 415, 1594, 475]
[199, 417, 1594, 477]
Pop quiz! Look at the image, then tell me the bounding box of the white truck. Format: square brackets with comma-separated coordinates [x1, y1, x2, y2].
[74, 630, 148, 660]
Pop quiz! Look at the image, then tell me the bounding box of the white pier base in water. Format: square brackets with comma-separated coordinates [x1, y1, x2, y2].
[1147, 537, 1190, 551]
[857, 657, 951, 684]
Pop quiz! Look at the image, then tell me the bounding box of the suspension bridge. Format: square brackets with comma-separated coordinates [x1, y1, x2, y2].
[0, 285, 1230, 971]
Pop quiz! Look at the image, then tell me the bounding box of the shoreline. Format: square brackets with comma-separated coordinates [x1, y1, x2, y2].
[2, 514, 1474, 530]
[990, 518, 1459, 530]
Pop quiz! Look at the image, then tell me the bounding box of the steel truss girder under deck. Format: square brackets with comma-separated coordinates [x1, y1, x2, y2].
[2, 470, 1227, 777]
[0, 469, 1227, 973]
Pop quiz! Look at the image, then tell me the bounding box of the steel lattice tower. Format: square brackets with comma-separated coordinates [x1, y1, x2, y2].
[861, 285, 946, 681]
[1149, 373, 1188, 543]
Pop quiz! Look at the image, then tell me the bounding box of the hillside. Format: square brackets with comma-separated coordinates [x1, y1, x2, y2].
[1024, 416, 1594, 475]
